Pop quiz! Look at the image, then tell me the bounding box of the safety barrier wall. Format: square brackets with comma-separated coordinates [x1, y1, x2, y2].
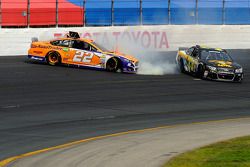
[1, 25, 250, 56]
[1, 0, 250, 27]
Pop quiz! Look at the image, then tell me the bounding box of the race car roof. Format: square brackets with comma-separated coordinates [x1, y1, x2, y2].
[198, 45, 224, 52]
[52, 37, 94, 43]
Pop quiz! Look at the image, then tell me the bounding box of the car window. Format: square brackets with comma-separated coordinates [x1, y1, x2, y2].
[72, 40, 86, 50]
[90, 45, 98, 52]
[72, 40, 97, 52]
[201, 50, 233, 61]
[191, 49, 199, 58]
[186, 47, 194, 56]
[200, 50, 210, 60]
[51, 40, 70, 47]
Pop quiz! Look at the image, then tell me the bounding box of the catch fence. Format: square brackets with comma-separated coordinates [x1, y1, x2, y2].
[0, 0, 250, 27]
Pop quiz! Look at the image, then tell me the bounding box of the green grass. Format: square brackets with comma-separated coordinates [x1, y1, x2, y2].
[163, 136, 250, 167]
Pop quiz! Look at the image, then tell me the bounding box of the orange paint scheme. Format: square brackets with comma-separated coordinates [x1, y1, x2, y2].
[28, 36, 139, 73]
[28, 38, 104, 66]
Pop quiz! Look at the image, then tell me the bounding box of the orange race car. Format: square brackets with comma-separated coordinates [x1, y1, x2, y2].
[28, 31, 139, 73]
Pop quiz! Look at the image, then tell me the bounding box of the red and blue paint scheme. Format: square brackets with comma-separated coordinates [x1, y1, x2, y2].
[1, 0, 84, 26]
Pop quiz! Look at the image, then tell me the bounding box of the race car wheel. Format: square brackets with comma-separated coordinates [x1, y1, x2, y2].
[106, 57, 119, 72]
[179, 59, 185, 73]
[196, 65, 204, 78]
[47, 52, 61, 66]
[234, 74, 243, 83]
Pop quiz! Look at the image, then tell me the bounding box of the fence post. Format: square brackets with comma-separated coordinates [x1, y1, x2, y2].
[83, 0, 86, 26]
[27, 0, 30, 28]
[196, 0, 198, 24]
[222, 0, 225, 25]
[111, 0, 114, 26]
[168, 0, 171, 24]
[56, 0, 58, 27]
[140, 0, 142, 25]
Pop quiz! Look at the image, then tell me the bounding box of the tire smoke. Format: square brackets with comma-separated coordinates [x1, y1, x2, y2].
[108, 37, 178, 75]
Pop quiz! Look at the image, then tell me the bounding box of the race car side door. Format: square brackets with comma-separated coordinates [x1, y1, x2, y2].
[188, 48, 199, 73]
[184, 47, 196, 72]
[68, 40, 102, 67]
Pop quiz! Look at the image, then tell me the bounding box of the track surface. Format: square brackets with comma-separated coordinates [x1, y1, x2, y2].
[8, 118, 250, 167]
[0, 50, 250, 161]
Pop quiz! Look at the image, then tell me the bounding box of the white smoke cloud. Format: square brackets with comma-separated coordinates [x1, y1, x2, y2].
[104, 32, 178, 76]
[137, 61, 177, 75]
[37, 29, 178, 75]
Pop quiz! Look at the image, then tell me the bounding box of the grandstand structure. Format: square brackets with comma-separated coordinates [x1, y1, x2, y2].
[0, 0, 249, 27]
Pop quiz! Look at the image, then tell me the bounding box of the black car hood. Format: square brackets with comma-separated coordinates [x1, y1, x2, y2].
[205, 60, 241, 69]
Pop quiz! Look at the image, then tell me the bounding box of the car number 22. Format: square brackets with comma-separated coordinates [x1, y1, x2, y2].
[73, 51, 94, 63]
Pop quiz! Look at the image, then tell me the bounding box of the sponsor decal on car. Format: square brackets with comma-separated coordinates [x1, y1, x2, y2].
[63, 48, 69, 52]
[32, 44, 63, 51]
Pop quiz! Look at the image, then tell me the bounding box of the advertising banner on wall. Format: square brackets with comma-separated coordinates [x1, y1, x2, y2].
[1, 25, 250, 56]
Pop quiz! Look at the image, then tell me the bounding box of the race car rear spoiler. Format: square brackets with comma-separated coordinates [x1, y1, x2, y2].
[67, 31, 80, 39]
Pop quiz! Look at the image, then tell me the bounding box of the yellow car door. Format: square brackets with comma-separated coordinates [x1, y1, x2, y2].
[183, 47, 195, 72]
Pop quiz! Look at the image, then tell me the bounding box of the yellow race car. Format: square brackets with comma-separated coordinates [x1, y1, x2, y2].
[176, 45, 243, 82]
[28, 31, 139, 73]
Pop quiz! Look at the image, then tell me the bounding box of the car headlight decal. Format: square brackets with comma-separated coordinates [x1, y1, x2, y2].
[207, 65, 217, 71]
[235, 68, 243, 73]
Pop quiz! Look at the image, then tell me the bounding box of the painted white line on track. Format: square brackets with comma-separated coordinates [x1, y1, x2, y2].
[1, 105, 20, 109]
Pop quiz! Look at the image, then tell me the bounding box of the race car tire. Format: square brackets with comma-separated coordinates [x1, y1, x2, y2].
[196, 65, 204, 78]
[46, 51, 61, 66]
[234, 74, 243, 83]
[106, 57, 120, 72]
[179, 59, 185, 73]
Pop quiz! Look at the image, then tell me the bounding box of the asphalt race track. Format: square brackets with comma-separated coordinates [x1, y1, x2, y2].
[0, 50, 250, 161]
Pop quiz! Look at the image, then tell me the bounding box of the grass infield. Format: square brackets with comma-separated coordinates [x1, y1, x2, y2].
[163, 136, 250, 167]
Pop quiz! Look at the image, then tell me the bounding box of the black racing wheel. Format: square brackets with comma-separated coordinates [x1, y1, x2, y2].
[106, 57, 120, 72]
[179, 59, 185, 73]
[196, 65, 204, 78]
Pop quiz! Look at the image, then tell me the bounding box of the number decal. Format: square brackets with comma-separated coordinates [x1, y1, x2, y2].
[73, 51, 94, 63]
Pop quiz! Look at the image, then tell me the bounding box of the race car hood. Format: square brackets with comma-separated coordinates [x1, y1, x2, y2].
[105, 51, 138, 63]
[206, 60, 241, 69]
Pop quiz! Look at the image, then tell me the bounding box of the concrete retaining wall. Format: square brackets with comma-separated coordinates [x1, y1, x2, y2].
[1, 25, 250, 56]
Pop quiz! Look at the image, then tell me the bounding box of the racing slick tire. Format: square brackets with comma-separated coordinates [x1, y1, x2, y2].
[106, 57, 121, 72]
[179, 59, 185, 73]
[234, 74, 243, 83]
[196, 65, 205, 79]
[46, 52, 61, 66]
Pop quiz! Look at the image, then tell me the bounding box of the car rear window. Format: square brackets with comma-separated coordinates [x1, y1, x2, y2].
[51, 40, 70, 47]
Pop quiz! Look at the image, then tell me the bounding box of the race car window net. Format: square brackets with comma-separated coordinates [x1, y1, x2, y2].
[71, 40, 98, 52]
[71, 40, 88, 50]
[201, 50, 233, 61]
